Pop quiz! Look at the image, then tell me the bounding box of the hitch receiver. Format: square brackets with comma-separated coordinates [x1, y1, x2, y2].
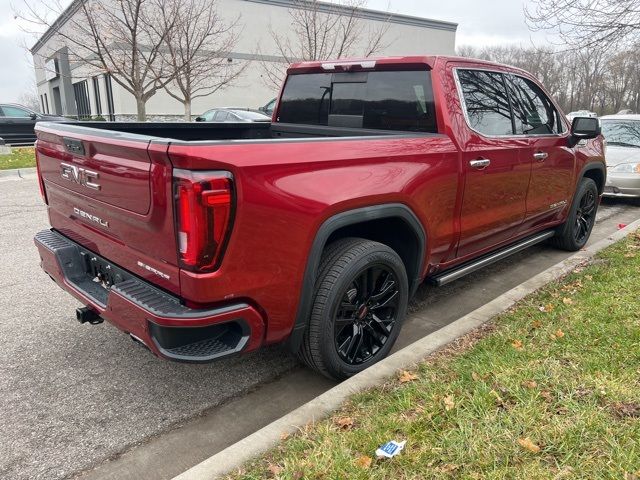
[76, 307, 103, 325]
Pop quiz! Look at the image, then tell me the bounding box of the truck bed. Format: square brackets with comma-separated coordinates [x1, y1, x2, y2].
[64, 121, 406, 142]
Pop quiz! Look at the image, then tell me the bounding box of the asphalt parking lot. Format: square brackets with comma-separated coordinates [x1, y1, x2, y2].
[1, 175, 639, 480]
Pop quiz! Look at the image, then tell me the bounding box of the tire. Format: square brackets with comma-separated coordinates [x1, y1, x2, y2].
[297, 237, 409, 380]
[550, 177, 599, 251]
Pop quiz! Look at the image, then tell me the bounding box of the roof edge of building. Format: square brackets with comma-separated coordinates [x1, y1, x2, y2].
[243, 0, 458, 31]
[31, 0, 458, 55]
[30, 0, 84, 54]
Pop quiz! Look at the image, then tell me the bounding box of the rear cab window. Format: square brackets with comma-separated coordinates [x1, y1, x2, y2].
[277, 70, 437, 133]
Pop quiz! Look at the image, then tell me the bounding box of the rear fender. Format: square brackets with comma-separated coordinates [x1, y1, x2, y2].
[287, 203, 425, 352]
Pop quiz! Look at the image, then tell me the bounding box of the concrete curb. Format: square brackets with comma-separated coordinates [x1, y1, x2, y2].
[0, 167, 37, 179]
[173, 218, 640, 480]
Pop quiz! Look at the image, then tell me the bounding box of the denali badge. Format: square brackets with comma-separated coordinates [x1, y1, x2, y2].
[73, 207, 109, 228]
[60, 162, 101, 190]
[549, 200, 568, 209]
[137, 261, 170, 280]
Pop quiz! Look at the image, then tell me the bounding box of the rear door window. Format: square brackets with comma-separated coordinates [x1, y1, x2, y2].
[277, 70, 437, 133]
[457, 69, 514, 136]
[507, 75, 564, 135]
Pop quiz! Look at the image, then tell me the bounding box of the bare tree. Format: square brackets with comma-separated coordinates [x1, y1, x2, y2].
[259, 0, 391, 90]
[162, 0, 245, 121]
[17, 0, 179, 120]
[525, 0, 640, 49]
[18, 89, 41, 112]
[458, 43, 640, 116]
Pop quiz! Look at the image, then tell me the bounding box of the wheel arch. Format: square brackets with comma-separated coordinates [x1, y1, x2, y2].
[287, 203, 426, 352]
[579, 162, 606, 195]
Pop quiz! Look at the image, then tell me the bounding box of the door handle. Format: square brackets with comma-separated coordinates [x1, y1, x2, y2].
[469, 158, 491, 170]
[533, 152, 548, 161]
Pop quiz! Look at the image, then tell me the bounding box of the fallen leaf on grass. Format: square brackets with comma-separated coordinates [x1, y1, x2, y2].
[624, 253, 637, 258]
[354, 455, 372, 469]
[540, 390, 553, 402]
[438, 463, 460, 473]
[511, 339, 524, 350]
[522, 380, 538, 389]
[280, 431, 290, 441]
[538, 303, 555, 313]
[267, 463, 283, 476]
[552, 329, 565, 339]
[611, 402, 640, 418]
[443, 395, 455, 411]
[531, 320, 543, 329]
[518, 437, 541, 453]
[624, 471, 640, 480]
[398, 370, 419, 383]
[584, 274, 593, 281]
[335, 416, 354, 430]
[562, 297, 574, 305]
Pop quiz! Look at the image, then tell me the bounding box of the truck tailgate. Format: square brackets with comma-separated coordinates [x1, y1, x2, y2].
[35, 123, 181, 294]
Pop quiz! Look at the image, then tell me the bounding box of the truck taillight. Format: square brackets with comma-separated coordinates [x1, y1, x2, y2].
[173, 169, 234, 272]
[35, 146, 48, 204]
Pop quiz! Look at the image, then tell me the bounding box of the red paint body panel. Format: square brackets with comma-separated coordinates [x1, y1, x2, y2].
[34, 55, 606, 359]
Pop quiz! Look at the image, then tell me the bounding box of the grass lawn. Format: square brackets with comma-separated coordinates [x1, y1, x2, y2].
[232, 232, 640, 480]
[0, 147, 36, 170]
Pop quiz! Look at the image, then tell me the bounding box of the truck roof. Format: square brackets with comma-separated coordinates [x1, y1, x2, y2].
[287, 55, 530, 75]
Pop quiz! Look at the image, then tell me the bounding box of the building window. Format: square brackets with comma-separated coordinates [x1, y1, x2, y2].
[73, 80, 91, 119]
[44, 93, 49, 114]
[92, 76, 102, 116]
[105, 74, 115, 121]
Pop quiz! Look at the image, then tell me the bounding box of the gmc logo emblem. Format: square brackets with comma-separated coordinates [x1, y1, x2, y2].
[60, 163, 101, 190]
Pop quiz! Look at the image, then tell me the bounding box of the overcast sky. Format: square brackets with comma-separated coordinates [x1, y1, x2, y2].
[0, 0, 550, 104]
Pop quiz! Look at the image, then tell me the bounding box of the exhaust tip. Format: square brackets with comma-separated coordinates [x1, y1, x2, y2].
[76, 307, 103, 325]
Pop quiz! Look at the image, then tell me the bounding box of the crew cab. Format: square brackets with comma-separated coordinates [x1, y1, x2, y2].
[34, 56, 605, 380]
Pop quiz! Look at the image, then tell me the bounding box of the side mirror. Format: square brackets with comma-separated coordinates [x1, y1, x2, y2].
[568, 116, 601, 148]
[194, 116, 205, 122]
[30, 113, 38, 120]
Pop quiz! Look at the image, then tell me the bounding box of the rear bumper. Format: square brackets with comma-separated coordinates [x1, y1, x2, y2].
[34, 229, 265, 362]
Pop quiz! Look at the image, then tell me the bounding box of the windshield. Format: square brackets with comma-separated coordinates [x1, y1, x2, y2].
[601, 120, 640, 148]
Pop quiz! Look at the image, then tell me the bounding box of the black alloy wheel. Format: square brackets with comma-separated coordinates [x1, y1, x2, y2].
[574, 188, 597, 245]
[298, 237, 409, 380]
[550, 177, 599, 251]
[334, 265, 400, 365]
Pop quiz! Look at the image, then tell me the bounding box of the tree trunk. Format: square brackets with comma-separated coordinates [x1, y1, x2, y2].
[136, 96, 147, 121]
[183, 99, 192, 122]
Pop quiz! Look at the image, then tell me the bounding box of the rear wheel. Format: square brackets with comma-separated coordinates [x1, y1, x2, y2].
[298, 238, 408, 380]
[550, 177, 599, 251]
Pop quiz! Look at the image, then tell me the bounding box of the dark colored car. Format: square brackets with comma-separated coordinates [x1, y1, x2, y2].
[34, 56, 604, 380]
[0, 104, 67, 145]
[195, 108, 271, 123]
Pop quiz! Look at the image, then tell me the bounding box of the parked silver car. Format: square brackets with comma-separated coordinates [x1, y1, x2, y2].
[195, 108, 271, 123]
[601, 114, 640, 198]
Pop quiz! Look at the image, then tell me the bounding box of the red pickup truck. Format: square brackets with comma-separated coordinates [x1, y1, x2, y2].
[34, 56, 605, 380]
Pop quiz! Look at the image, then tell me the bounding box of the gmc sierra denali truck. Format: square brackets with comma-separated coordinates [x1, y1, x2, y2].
[34, 56, 605, 380]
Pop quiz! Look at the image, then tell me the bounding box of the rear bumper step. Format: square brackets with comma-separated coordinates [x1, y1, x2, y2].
[34, 229, 265, 362]
[431, 230, 555, 286]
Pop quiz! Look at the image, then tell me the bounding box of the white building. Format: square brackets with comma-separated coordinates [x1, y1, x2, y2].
[31, 0, 457, 120]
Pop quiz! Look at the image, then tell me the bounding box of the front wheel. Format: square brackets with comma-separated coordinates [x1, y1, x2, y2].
[550, 177, 599, 251]
[297, 238, 409, 380]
